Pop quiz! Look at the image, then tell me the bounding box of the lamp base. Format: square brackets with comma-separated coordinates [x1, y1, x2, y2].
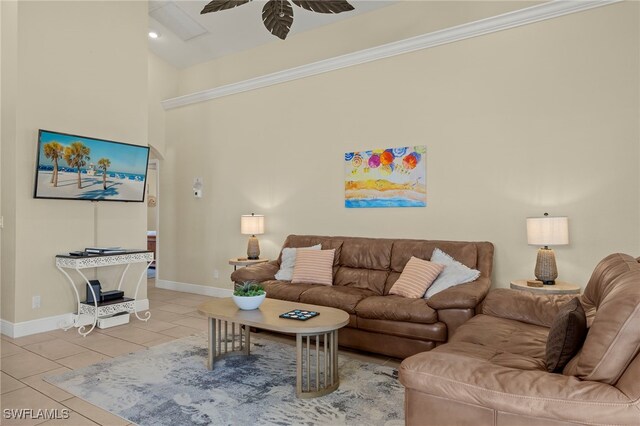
[247, 236, 260, 260]
[534, 247, 558, 285]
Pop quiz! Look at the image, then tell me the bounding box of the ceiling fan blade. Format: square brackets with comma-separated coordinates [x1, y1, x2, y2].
[291, 0, 354, 14]
[201, 0, 251, 14]
[262, 0, 294, 40]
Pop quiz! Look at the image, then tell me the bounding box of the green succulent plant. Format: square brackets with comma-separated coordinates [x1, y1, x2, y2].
[234, 281, 265, 297]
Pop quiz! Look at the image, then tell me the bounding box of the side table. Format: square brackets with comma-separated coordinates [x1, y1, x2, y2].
[56, 250, 154, 336]
[510, 280, 581, 295]
[229, 257, 269, 271]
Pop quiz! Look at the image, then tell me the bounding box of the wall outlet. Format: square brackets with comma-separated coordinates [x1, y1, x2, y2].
[213, 269, 219, 279]
[32, 295, 41, 309]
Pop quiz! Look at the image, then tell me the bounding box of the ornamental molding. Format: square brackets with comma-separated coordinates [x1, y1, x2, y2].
[56, 252, 154, 269]
[80, 300, 136, 317]
[162, 0, 620, 110]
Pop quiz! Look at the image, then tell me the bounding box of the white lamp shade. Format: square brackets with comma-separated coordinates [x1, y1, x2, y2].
[526, 216, 569, 246]
[241, 214, 264, 235]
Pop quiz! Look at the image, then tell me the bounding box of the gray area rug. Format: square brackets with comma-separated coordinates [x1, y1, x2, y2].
[46, 334, 404, 426]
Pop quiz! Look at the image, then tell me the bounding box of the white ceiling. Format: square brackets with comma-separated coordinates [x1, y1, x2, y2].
[148, 0, 395, 69]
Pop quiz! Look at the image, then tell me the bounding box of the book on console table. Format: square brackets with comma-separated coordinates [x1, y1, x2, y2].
[58, 249, 151, 259]
[85, 247, 126, 254]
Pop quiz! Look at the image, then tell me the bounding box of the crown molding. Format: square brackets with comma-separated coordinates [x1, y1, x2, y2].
[162, 0, 620, 110]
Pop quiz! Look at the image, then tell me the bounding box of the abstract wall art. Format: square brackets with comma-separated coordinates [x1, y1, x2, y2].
[345, 146, 426, 208]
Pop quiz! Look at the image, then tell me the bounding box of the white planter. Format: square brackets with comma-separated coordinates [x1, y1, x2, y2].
[233, 293, 266, 310]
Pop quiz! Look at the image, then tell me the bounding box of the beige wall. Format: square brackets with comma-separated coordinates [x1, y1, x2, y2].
[148, 52, 178, 157]
[147, 165, 157, 231]
[1, 1, 149, 324]
[177, 1, 540, 95]
[1, 0, 19, 323]
[159, 2, 639, 292]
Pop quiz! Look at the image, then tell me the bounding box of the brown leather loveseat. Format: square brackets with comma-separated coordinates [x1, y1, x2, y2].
[231, 235, 494, 359]
[399, 253, 640, 425]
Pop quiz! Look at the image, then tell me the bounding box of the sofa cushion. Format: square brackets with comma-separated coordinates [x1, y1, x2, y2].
[262, 280, 317, 302]
[333, 266, 388, 295]
[451, 314, 549, 362]
[564, 253, 640, 384]
[389, 257, 444, 298]
[437, 341, 546, 371]
[280, 235, 343, 266]
[399, 345, 636, 425]
[546, 297, 587, 373]
[299, 286, 376, 314]
[339, 237, 393, 270]
[291, 249, 335, 286]
[357, 318, 447, 342]
[356, 295, 438, 324]
[390, 240, 478, 273]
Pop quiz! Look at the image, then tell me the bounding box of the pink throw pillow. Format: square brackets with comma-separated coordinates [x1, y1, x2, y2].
[389, 256, 444, 298]
[291, 249, 335, 286]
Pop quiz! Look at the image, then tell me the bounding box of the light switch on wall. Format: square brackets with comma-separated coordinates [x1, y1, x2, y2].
[193, 177, 203, 198]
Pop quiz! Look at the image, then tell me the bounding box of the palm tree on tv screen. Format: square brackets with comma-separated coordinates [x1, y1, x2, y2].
[63, 141, 90, 189]
[97, 158, 111, 190]
[43, 141, 64, 187]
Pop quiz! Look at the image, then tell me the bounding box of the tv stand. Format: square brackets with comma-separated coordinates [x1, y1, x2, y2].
[56, 250, 153, 336]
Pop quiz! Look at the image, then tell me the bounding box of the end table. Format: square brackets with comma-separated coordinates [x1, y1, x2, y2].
[229, 257, 269, 271]
[510, 280, 581, 295]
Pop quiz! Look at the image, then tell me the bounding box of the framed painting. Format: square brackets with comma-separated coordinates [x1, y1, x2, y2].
[345, 146, 426, 208]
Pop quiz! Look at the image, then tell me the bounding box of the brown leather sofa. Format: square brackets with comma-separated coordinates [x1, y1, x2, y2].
[231, 235, 494, 359]
[399, 253, 640, 425]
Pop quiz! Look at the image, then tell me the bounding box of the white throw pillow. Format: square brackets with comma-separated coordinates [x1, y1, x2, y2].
[275, 244, 321, 281]
[424, 248, 481, 298]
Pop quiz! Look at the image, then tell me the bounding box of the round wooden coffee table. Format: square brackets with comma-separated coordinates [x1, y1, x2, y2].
[198, 297, 349, 398]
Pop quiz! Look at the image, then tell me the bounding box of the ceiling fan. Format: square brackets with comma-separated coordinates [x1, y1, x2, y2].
[200, 0, 355, 40]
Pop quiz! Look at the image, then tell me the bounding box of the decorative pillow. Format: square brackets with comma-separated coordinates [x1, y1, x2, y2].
[424, 248, 481, 298]
[546, 297, 588, 373]
[291, 249, 335, 286]
[275, 244, 321, 281]
[389, 256, 445, 298]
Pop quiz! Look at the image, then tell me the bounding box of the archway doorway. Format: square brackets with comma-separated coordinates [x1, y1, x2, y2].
[146, 147, 161, 280]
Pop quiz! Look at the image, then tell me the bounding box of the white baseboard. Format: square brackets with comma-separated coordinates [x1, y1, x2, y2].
[155, 279, 234, 298]
[0, 299, 150, 338]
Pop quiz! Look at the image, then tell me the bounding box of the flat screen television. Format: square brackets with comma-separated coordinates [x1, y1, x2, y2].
[34, 129, 150, 202]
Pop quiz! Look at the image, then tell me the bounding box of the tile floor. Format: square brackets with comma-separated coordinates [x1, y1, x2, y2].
[0, 279, 400, 425]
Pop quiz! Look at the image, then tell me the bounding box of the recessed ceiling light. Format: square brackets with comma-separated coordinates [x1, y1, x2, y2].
[148, 31, 159, 39]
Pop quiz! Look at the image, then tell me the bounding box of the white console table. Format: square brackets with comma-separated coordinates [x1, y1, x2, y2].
[55, 250, 153, 336]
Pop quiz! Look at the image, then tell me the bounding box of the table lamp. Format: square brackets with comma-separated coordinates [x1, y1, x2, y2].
[241, 213, 264, 260]
[526, 213, 569, 285]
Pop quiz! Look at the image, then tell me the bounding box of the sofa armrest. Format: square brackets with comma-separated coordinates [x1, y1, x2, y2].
[399, 351, 635, 424]
[426, 276, 491, 310]
[482, 288, 575, 328]
[230, 261, 279, 283]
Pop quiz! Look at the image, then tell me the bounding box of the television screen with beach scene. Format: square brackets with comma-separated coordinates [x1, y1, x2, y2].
[34, 130, 150, 202]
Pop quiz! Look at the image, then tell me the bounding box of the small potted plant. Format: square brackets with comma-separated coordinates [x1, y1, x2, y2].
[232, 281, 266, 310]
